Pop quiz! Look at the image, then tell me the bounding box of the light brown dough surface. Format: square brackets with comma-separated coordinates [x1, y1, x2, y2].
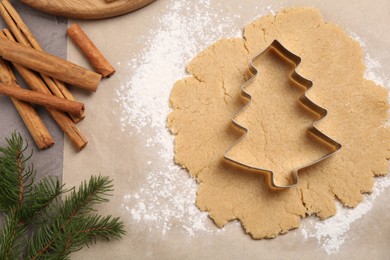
[225, 48, 334, 187]
[167, 7, 390, 239]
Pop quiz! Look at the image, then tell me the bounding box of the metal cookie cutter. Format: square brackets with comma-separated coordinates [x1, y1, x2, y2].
[224, 40, 342, 190]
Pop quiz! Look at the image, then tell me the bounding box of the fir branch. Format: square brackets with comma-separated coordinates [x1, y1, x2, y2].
[78, 215, 126, 242]
[55, 215, 125, 259]
[26, 220, 61, 259]
[0, 133, 37, 259]
[0, 133, 126, 259]
[20, 177, 65, 224]
[0, 132, 34, 212]
[27, 176, 125, 259]
[0, 210, 26, 259]
[28, 215, 126, 260]
[63, 175, 114, 219]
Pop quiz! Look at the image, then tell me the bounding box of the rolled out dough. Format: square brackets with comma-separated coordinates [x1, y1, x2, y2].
[167, 7, 390, 239]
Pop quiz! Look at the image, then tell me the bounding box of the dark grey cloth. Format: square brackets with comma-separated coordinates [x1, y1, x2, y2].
[0, 0, 67, 181]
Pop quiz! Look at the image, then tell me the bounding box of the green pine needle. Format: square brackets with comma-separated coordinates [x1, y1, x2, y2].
[20, 177, 65, 224]
[61, 175, 114, 220]
[0, 133, 126, 259]
[0, 210, 26, 260]
[0, 132, 34, 212]
[27, 175, 125, 259]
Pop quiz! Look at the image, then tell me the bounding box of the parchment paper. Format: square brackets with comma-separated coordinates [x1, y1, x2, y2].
[69, 0, 390, 258]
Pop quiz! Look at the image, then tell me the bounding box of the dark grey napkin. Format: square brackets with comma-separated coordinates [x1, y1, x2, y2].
[0, 0, 67, 181]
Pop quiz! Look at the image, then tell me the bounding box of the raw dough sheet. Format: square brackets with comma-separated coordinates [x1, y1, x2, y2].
[168, 7, 389, 239]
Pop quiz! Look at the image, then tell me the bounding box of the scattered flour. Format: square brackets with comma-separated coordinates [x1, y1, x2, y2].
[299, 32, 390, 255]
[301, 176, 390, 255]
[115, 0, 270, 236]
[349, 29, 389, 87]
[115, 0, 390, 254]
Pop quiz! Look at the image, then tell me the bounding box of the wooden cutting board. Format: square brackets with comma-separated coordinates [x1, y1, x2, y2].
[20, 0, 156, 19]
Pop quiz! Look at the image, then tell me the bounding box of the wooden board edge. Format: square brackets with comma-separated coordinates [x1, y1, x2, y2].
[20, 0, 156, 20]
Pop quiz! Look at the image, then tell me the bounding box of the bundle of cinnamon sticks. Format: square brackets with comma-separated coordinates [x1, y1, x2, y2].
[0, 0, 116, 151]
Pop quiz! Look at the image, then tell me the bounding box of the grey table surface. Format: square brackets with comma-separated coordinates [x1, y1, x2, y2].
[0, 0, 66, 181]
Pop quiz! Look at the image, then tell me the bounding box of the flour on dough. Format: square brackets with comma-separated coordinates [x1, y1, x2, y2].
[167, 7, 390, 239]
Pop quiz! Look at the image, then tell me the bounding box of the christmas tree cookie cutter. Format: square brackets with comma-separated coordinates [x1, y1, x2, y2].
[224, 39, 342, 190]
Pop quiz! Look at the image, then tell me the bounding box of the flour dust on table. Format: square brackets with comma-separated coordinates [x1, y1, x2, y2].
[115, 0, 274, 236]
[300, 30, 390, 255]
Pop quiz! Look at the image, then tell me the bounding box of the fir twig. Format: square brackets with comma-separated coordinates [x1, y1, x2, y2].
[0, 210, 25, 260]
[20, 177, 65, 224]
[27, 176, 125, 259]
[0, 133, 33, 212]
[78, 215, 126, 242]
[0, 133, 31, 259]
[0, 133, 126, 259]
[63, 175, 114, 220]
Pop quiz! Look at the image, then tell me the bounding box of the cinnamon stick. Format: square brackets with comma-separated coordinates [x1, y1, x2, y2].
[67, 23, 116, 78]
[0, 32, 88, 150]
[0, 57, 54, 150]
[9, 61, 88, 150]
[0, 84, 85, 118]
[0, 30, 85, 123]
[7, 61, 88, 150]
[0, 1, 84, 122]
[0, 37, 101, 92]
